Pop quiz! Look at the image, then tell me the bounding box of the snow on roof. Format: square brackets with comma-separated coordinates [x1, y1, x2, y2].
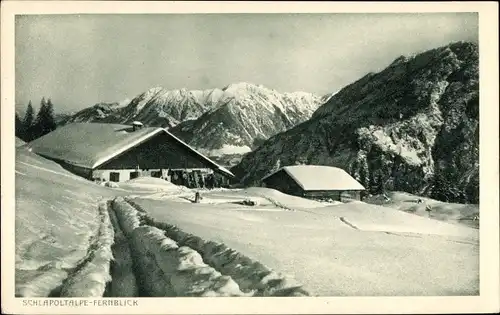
[28, 123, 234, 177]
[263, 165, 365, 191]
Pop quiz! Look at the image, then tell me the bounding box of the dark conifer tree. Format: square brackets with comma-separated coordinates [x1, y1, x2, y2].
[15, 112, 23, 139]
[44, 98, 57, 132]
[32, 98, 46, 140]
[33, 97, 56, 140]
[22, 101, 35, 141]
[20, 98, 58, 141]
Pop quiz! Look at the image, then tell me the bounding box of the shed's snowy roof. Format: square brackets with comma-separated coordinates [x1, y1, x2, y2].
[28, 123, 234, 177]
[263, 165, 365, 191]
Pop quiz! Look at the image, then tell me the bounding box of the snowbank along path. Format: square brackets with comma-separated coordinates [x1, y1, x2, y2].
[108, 197, 310, 297]
[16, 201, 115, 297]
[15, 149, 122, 297]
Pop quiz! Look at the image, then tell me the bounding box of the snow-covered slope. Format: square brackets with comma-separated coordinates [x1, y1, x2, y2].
[65, 83, 323, 160]
[363, 191, 479, 229]
[15, 147, 122, 296]
[233, 42, 479, 204]
[14, 146, 478, 297]
[132, 189, 478, 296]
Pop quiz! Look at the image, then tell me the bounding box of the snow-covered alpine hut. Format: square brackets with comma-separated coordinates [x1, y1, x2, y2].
[27, 123, 234, 184]
[261, 165, 365, 201]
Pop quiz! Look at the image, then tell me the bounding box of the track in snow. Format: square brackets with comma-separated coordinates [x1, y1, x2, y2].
[339, 216, 359, 230]
[107, 197, 310, 297]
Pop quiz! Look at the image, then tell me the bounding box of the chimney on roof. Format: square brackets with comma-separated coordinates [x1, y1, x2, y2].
[132, 121, 144, 131]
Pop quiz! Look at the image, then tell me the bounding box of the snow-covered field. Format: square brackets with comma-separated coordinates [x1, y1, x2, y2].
[14, 155, 479, 297]
[363, 191, 479, 229]
[132, 192, 478, 296]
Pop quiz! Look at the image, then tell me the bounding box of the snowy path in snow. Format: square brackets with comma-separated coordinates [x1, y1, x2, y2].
[107, 197, 308, 297]
[15, 149, 129, 297]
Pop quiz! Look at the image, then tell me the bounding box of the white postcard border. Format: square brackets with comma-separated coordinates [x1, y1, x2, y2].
[1, 2, 498, 314]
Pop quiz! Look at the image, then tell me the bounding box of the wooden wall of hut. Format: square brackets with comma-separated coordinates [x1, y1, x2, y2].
[97, 132, 221, 173]
[261, 170, 304, 196]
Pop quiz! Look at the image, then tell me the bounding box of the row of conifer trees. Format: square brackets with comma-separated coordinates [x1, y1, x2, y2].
[15, 98, 57, 142]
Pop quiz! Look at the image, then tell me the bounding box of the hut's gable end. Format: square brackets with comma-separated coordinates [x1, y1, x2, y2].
[96, 132, 212, 171]
[263, 170, 304, 196]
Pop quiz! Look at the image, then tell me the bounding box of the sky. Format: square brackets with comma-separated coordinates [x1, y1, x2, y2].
[15, 13, 478, 114]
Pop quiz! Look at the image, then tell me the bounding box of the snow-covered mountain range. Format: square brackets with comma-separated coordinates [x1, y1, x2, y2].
[169, 83, 322, 155]
[64, 83, 324, 162]
[232, 42, 479, 204]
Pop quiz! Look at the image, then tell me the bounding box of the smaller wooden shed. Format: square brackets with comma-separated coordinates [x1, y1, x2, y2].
[261, 165, 365, 202]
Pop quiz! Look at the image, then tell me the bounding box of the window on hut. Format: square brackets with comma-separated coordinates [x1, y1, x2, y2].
[110, 172, 120, 182]
[130, 171, 140, 179]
